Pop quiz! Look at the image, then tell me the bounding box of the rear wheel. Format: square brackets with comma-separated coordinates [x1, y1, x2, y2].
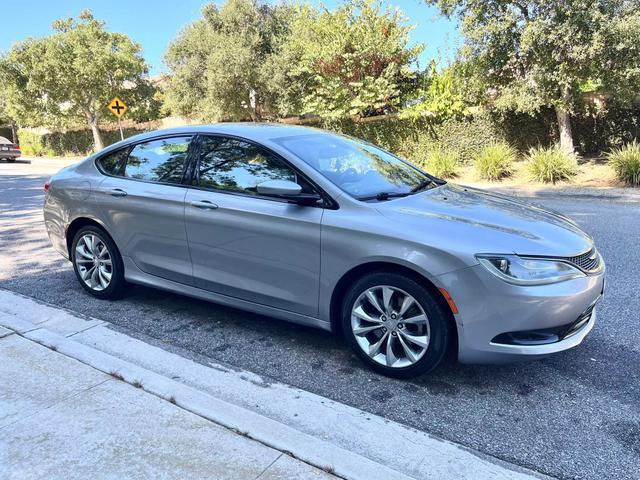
[341, 272, 450, 378]
[71, 226, 125, 299]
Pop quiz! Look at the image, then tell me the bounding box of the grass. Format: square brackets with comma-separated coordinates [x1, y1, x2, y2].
[474, 142, 516, 181]
[422, 147, 459, 178]
[608, 141, 640, 186]
[527, 145, 578, 184]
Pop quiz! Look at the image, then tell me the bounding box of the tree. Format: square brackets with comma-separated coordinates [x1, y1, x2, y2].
[0, 10, 152, 150]
[286, 0, 423, 118]
[164, 0, 297, 122]
[426, 0, 640, 152]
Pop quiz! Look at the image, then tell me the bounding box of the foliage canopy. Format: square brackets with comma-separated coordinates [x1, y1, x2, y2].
[285, 0, 423, 118]
[426, 0, 640, 151]
[164, 0, 296, 122]
[0, 10, 155, 150]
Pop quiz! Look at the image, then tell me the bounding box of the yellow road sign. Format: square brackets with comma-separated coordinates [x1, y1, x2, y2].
[108, 97, 128, 118]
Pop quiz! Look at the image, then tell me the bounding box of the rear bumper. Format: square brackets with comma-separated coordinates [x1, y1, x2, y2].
[438, 264, 605, 364]
[0, 151, 20, 158]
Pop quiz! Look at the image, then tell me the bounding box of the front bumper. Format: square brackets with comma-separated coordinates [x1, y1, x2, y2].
[438, 264, 605, 364]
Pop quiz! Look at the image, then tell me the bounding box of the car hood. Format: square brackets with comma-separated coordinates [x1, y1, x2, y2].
[375, 183, 592, 257]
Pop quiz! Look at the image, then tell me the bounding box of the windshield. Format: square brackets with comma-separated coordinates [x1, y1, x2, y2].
[274, 133, 438, 199]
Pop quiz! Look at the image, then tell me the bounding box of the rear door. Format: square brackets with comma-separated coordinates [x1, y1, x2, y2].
[184, 135, 323, 317]
[95, 135, 194, 285]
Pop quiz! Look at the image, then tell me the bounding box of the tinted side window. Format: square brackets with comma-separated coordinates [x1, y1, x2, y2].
[124, 136, 192, 183]
[198, 136, 298, 194]
[96, 149, 128, 176]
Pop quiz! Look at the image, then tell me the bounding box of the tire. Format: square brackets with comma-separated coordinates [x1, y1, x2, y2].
[341, 272, 450, 378]
[71, 225, 125, 299]
[6, 158, 15, 163]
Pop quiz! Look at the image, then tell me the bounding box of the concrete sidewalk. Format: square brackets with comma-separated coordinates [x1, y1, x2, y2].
[0, 327, 335, 480]
[0, 289, 549, 480]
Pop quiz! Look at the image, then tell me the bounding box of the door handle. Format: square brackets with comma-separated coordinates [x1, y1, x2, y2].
[109, 188, 127, 197]
[191, 200, 218, 210]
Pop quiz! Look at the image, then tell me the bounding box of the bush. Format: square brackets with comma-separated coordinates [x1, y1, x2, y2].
[527, 145, 578, 184]
[474, 142, 517, 181]
[419, 147, 459, 178]
[608, 141, 640, 186]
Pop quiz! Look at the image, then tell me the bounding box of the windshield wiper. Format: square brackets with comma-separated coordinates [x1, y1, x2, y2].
[410, 179, 434, 193]
[357, 191, 412, 201]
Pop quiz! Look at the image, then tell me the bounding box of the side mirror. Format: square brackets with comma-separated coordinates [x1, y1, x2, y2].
[256, 179, 302, 196]
[256, 179, 322, 206]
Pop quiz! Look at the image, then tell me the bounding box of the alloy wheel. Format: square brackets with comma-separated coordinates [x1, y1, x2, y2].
[350, 285, 430, 368]
[74, 233, 112, 292]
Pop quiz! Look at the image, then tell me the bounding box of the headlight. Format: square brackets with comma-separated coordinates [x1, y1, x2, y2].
[476, 254, 585, 285]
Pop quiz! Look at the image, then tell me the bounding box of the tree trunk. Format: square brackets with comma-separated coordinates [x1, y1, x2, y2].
[88, 120, 104, 151]
[83, 106, 104, 152]
[555, 106, 574, 153]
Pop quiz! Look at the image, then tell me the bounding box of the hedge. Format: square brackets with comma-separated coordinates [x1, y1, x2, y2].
[318, 112, 550, 165]
[17, 127, 151, 157]
[12, 114, 552, 162]
[16, 105, 640, 159]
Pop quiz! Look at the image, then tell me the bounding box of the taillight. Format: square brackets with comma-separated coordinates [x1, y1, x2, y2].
[44, 182, 50, 193]
[15, 145, 20, 151]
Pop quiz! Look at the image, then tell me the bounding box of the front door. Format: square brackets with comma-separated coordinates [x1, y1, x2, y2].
[184, 135, 323, 317]
[96, 135, 194, 285]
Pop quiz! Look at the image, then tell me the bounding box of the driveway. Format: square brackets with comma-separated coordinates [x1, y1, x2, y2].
[1, 158, 638, 480]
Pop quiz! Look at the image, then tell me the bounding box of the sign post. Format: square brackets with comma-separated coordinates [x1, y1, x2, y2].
[107, 97, 128, 141]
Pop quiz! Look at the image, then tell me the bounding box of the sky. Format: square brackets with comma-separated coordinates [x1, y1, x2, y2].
[0, 0, 459, 76]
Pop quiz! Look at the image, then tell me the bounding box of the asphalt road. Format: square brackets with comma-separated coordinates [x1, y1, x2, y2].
[1, 158, 639, 480]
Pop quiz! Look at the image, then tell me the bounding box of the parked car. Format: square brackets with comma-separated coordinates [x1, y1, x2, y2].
[0, 136, 20, 162]
[43, 124, 605, 377]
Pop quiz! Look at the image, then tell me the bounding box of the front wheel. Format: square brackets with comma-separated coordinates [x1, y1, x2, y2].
[341, 272, 450, 378]
[71, 226, 125, 299]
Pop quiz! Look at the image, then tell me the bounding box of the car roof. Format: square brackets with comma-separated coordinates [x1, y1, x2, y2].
[121, 123, 327, 145]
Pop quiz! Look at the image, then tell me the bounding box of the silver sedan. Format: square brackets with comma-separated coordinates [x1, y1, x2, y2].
[43, 124, 605, 377]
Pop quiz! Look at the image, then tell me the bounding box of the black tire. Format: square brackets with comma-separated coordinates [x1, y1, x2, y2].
[71, 225, 126, 299]
[341, 272, 450, 378]
[6, 158, 15, 163]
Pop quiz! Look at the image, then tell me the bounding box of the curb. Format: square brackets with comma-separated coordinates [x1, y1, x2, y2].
[0, 289, 550, 480]
[0, 313, 406, 480]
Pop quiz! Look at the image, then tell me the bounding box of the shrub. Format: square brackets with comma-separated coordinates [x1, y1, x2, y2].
[474, 142, 517, 181]
[421, 147, 459, 178]
[527, 145, 578, 184]
[608, 141, 640, 186]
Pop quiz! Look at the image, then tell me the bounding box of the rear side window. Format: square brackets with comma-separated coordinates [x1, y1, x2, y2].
[124, 136, 192, 184]
[96, 149, 128, 175]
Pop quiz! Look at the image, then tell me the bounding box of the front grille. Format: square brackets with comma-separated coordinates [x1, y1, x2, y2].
[563, 248, 601, 273]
